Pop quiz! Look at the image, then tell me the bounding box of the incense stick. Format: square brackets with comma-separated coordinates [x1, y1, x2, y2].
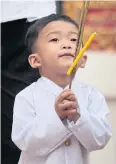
[69, 1, 90, 89]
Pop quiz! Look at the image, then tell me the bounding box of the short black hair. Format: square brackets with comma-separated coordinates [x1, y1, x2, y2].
[25, 14, 79, 54]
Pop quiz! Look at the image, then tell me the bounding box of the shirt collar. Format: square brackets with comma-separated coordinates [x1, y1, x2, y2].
[38, 76, 69, 96]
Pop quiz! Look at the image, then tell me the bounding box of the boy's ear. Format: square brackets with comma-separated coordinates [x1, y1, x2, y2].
[28, 53, 41, 68]
[79, 55, 87, 68]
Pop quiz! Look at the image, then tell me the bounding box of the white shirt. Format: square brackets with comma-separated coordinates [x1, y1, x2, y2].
[1, 1, 56, 23]
[12, 77, 112, 164]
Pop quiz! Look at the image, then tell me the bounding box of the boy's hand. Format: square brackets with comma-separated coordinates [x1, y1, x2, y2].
[65, 94, 80, 121]
[55, 89, 80, 121]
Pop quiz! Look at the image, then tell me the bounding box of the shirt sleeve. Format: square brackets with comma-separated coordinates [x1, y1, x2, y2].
[67, 86, 112, 152]
[11, 93, 72, 157]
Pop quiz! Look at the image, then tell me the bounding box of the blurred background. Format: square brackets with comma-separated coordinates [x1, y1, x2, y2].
[1, 1, 116, 164]
[61, 1, 116, 164]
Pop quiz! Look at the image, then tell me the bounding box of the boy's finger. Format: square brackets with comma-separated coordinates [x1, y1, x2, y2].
[59, 101, 74, 110]
[64, 109, 77, 117]
[62, 99, 69, 104]
[60, 101, 77, 110]
[57, 91, 74, 103]
[66, 95, 76, 101]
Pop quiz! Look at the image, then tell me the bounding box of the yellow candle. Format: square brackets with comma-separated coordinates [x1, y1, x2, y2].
[67, 32, 97, 76]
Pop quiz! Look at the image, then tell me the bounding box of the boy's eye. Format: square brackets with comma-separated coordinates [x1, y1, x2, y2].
[71, 38, 77, 42]
[49, 38, 59, 42]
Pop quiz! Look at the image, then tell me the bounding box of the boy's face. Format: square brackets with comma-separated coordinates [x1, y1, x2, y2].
[29, 20, 86, 75]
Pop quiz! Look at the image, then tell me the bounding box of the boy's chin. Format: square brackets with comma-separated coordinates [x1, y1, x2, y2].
[59, 63, 79, 75]
[64, 63, 72, 71]
[60, 61, 73, 68]
[58, 65, 72, 75]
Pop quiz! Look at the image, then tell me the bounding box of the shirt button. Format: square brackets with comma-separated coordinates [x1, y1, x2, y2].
[65, 139, 71, 146]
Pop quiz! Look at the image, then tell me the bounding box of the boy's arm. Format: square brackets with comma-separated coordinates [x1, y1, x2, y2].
[67, 87, 112, 152]
[11, 94, 72, 157]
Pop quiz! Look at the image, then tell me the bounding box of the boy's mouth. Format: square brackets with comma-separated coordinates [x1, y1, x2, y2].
[59, 53, 75, 58]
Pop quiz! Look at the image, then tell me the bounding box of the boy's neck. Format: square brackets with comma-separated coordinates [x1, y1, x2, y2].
[42, 73, 71, 89]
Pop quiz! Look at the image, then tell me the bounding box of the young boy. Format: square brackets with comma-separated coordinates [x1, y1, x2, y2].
[12, 14, 112, 164]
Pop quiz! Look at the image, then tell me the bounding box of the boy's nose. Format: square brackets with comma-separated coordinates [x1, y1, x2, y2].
[63, 46, 71, 49]
[62, 45, 71, 49]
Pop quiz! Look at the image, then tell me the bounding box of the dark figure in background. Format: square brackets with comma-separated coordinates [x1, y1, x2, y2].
[1, 19, 40, 164]
[1, 2, 62, 163]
